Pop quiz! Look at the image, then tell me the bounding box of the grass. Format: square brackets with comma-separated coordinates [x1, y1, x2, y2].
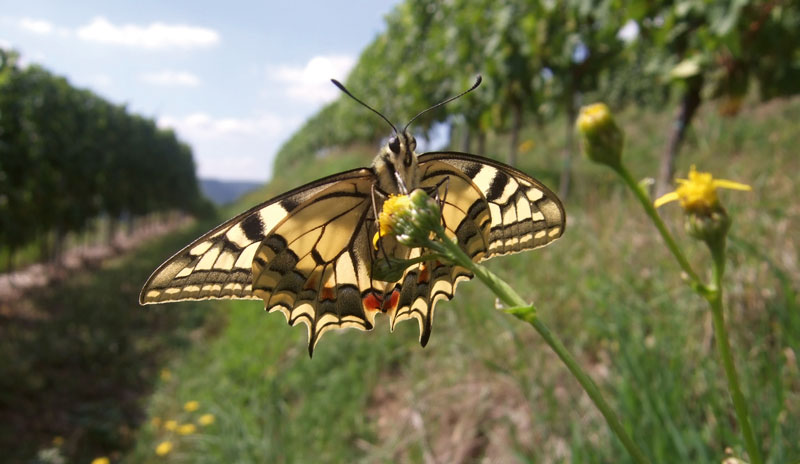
[6, 96, 798, 463]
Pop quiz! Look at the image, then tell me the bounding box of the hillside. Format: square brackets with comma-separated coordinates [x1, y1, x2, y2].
[199, 179, 263, 206]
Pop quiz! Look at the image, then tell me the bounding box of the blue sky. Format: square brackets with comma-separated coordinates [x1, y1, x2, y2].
[1, 1, 400, 181]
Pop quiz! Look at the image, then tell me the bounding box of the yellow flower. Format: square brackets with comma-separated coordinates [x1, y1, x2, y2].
[198, 413, 215, 426]
[164, 420, 177, 431]
[160, 368, 172, 381]
[91, 458, 110, 464]
[373, 194, 413, 249]
[177, 423, 197, 435]
[518, 139, 534, 153]
[654, 165, 751, 213]
[183, 400, 199, 412]
[52, 436, 64, 446]
[155, 441, 173, 456]
[151, 417, 162, 429]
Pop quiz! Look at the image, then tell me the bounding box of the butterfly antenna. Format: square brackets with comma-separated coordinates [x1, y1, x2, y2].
[331, 79, 398, 134]
[403, 75, 482, 133]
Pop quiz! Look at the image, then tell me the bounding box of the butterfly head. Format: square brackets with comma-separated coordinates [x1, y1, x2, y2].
[332, 76, 482, 194]
[375, 130, 419, 194]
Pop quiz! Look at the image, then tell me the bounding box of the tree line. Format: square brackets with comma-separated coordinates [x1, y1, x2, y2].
[0, 49, 210, 269]
[273, 0, 799, 195]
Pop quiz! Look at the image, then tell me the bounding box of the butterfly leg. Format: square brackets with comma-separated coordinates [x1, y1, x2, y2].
[426, 176, 451, 231]
[370, 183, 391, 259]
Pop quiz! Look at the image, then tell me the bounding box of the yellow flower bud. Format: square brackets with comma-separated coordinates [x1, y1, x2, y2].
[373, 194, 413, 249]
[577, 103, 624, 168]
[183, 400, 199, 412]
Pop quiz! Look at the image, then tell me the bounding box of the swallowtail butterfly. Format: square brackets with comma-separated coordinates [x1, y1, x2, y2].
[140, 77, 565, 355]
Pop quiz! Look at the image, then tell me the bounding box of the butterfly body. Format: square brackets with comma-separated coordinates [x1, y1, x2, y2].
[141, 112, 564, 356]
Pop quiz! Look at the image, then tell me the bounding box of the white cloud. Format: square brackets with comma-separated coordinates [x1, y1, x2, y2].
[77, 16, 219, 50]
[19, 18, 53, 35]
[269, 54, 356, 104]
[141, 70, 200, 87]
[158, 112, 296, 139]
[157, 112, 303, 181]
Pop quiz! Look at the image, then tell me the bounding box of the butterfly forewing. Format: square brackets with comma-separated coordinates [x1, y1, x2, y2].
[139, 168, 375, 304]
[419, 152, 565, 259]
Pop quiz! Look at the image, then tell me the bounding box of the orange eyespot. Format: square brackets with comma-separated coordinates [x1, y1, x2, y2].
[362, 290, 400, 313]
[418, 263, 430, 284]
[321, 285, 335, 301]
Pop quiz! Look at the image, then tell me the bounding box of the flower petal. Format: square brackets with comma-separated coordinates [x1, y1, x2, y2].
[654, 191, 680, 208]
[712, 179, 752, 191]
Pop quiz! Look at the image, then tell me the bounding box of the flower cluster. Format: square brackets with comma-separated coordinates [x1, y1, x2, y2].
[150, 398, 217, 457]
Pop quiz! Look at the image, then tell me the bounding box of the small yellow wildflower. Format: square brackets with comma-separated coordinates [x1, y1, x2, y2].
[151, 417, 162, 429]
[91, 457, 110, 464]
[52, 436, 64, 446]
[198, 413, 215, 426]
[155, 441, 173, 456]
[373, 194, 413, 249]
[164, 420, 178, 431]
[177, 423, 197, 435]
[183, 400, 199, 412]
[654, 165, 751, 213]
[518, 139, 534, 153]
[159, 369, 172, 381]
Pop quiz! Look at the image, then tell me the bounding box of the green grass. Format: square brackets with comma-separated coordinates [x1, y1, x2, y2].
[11, 96, 798, 463]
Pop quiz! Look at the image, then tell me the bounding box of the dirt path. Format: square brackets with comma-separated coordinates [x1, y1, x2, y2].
[0, 216, 192, 305]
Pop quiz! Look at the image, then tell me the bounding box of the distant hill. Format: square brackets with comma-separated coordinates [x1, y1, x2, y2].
[199, 178, 263, 205]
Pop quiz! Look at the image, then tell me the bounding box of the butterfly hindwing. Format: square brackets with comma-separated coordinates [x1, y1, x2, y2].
[387, 162, 492, 346]
[139, 168, 375, 305]
[419, 152, 565, 259]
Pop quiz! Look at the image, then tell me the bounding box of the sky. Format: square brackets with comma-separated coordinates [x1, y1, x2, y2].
[1, 0, 400, 181]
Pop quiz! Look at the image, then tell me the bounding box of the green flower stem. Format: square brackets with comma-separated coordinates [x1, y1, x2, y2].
[613, 164, 704, 289]
[613, 163, 760, 462]
[707, 239, 763, 464]
[427, 230, 651, 464]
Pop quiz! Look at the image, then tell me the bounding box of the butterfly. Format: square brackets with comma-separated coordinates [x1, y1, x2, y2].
[139, 77, 565, 356]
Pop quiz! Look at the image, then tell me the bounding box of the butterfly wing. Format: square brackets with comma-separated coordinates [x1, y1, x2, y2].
[139, 168, 375, 304]
[382, 153, 564, 348]
[419, 152, 565, 259]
